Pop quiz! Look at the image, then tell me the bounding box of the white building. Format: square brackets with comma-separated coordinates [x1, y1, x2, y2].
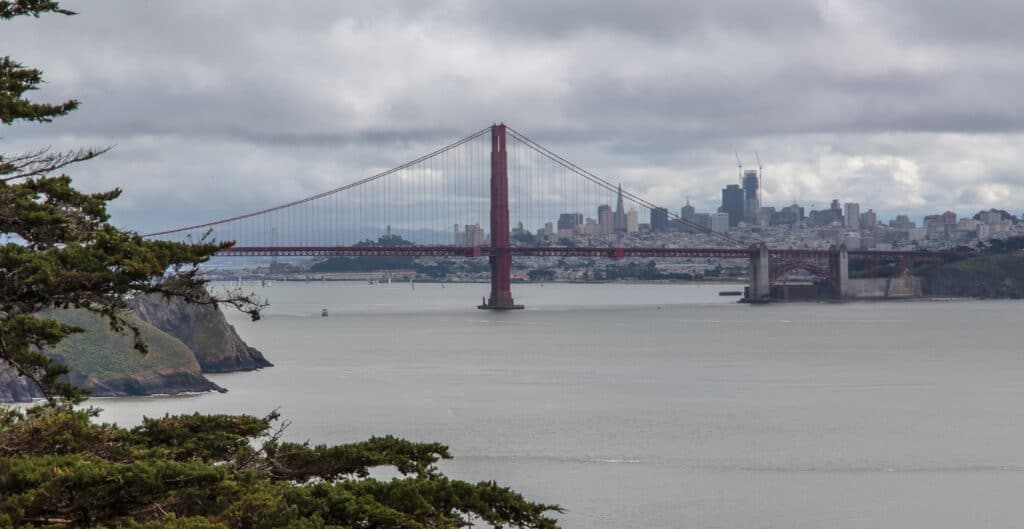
[710, 212, 730, 234]
[844, 202, 860, 230]
[454, 224, 485, 246]
[627, 209, 639, 233]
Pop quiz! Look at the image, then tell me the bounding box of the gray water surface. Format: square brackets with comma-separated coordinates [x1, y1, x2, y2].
[96, 282, 1024, 529]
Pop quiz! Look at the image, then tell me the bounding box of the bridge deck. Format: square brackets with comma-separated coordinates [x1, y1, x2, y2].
[218, 245, 964, 260]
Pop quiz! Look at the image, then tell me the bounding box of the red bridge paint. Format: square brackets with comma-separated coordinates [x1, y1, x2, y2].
[481, 124, 521, 309]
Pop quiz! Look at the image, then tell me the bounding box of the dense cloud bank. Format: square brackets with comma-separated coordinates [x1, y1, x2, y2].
[5, 0, 1021, 229]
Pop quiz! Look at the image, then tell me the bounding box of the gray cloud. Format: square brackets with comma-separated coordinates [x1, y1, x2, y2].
[3, 0, 1023, 231]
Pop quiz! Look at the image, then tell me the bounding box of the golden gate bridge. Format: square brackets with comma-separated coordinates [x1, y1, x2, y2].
[144, 124, 961, 308]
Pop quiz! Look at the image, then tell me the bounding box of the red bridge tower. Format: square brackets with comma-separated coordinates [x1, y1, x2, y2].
[479, 124, 524, 310]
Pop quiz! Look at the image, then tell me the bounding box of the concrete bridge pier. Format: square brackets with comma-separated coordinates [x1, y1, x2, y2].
[828, 244, 849, 299]
[745, 243, 771, 303]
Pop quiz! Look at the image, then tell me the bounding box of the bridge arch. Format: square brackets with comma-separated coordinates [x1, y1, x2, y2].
[767, 250, 841, 295]
[769, 262, 836, 290]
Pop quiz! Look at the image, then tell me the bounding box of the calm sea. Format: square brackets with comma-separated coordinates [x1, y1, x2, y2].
[95, 282, 1024, 529]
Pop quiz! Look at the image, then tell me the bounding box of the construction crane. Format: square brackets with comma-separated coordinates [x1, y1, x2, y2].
[734, 151, 743, 181]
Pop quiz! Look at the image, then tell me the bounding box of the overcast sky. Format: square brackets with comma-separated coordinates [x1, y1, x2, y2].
[4, 0, 1023, 232]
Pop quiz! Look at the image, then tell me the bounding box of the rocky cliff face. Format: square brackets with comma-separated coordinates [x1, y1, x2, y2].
[0, 309, 225, 403]
[129, 294, 272, 373]
[1, 291, 270, 403]
[0, 366, 43, 403]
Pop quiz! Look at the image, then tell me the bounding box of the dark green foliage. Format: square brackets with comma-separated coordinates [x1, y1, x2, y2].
[921, 237, 1024, 298]
[310, 255, 416, 273]
[0, 1, 75, 19]
[0, 3, 76, 126]
[354, 234, 415, 247]
[603, 260, 696, 281]
[971, 209, 1019, 224]
[311, 235, 418, 273]
[980, 236, 1024, 254]
[527, 269, 555, 281]
[0, 406, 562, 529]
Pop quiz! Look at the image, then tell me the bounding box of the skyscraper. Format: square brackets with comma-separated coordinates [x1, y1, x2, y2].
[710, 212, 730, 233]
[614, 185, 627, 233]
[742, 170, 759, 224]
[844, 202, 860, 230]
[680, 198, 696, 220]
[695, 213, 712, 231]
[598, 204, 613, 235]
[557, 212, 583, 231]
[720, 184, 744, 227]
[860, 209, 878, 229]
[651, 207, 669, 232]
[680, 198, 697, 233]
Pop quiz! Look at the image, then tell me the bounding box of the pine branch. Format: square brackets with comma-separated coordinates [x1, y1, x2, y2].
[0, 146, 112, 182]
[0, 0, 75, 19]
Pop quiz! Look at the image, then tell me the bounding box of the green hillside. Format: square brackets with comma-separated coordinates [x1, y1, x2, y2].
[43, 309, 220, 396]
[923, 243, 1024, 298]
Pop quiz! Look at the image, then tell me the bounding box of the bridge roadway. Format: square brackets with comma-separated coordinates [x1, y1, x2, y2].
[218, 245, 953, 261]
[217, 244, 966, 305]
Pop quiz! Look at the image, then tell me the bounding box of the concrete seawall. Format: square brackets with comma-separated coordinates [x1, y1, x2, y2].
[846, 277, 922, 299]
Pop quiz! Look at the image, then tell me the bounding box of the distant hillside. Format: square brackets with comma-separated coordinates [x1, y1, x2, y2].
[923, 238, 1024, 298]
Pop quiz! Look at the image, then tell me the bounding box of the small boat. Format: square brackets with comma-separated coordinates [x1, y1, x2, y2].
[321, 308, 329, 317]
[719, 290, 743, 296]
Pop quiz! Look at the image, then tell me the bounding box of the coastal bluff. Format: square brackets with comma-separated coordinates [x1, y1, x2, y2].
[0, 294, 270, 403]
[130, 293, 272, 373]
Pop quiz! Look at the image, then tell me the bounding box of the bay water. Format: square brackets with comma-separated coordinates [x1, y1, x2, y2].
[95, 282, 1024, 529]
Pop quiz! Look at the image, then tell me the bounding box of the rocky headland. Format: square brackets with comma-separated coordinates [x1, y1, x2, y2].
[1, 293, 270, 403]
[130, 293, 272, 373]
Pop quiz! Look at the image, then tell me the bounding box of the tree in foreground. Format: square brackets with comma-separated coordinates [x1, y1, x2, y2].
[0, 3, 560, 527]
[0, 407, 560, 528]
[0, 2, 262, 403]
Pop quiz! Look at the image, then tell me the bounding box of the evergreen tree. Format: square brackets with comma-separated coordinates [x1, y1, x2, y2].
[0, 1, 261, 402]
[0, 3, 561, 527]
[0, 407, 561, 528]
